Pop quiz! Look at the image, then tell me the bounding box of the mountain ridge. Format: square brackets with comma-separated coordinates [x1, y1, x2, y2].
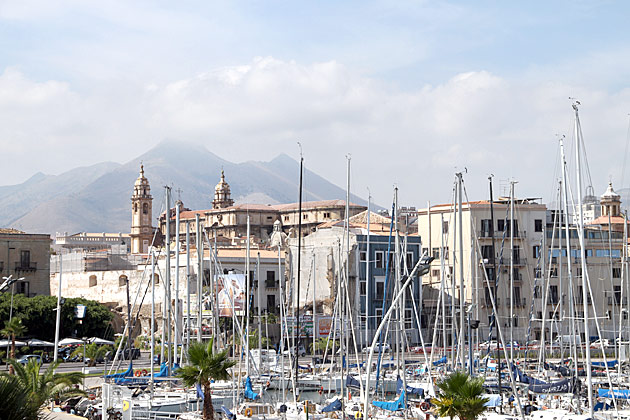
[4, 141, 374, 234]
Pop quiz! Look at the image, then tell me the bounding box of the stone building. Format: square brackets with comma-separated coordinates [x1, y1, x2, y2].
[0, 228, 51, 296]
[159, 171, 366, 244]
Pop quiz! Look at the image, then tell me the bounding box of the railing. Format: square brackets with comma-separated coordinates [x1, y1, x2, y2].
[265, 281, 279, 289]
[500, 257, 527, 266]
[14, 262, 37, 271]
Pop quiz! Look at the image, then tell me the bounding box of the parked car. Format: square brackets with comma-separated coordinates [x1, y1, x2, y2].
[282, 345, 306, 357]
[121, 348, 141, 360]
[17, 354, 41, 365]
[362, 343, 391, 353]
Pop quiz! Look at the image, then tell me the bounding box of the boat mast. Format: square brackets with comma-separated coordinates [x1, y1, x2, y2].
[174, 199, 180, 365]
[150, 250, 155, 399]
[257, 252, 262, 373]
[365, 191, 371, 348]
[457, 173, 465, 369]
[246, 214, 250, 377]
[294, 147, 304, 392]
[488, 176, 502, 413]
[509, 181, 515, 363]
[196, 213, 203, 343]
[185, 221, 191, 361]
[165, 186, 172, 370]
[573, 101, 594, 417]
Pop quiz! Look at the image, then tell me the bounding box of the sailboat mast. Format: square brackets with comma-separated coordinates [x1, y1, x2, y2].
[457, 173, 465, 368]
[257, 252, 262, 372]
[184, 221, 191, 362]
[366, 192, 371, 347]
[174, 200, 180, 364]
[295, 151, 303, 390]
[509, 181, 515, 363]
[488, 176, 502, 413]
[574, 102, 594, 417]
[196, 214, 202, 343]
[165, 186, 172, 371]
[150, 250, 155, 399]
[246, 215, 250, 377]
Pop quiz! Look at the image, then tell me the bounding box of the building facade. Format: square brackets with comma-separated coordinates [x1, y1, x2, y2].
[0, 229, 51, 296]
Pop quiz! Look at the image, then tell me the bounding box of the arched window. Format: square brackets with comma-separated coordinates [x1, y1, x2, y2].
[134, 203, 138, 213]
[119, 275, 128, 287]
[143, 203, 149, 215]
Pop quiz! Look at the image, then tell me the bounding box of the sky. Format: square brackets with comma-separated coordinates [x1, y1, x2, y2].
[1, 0, 630, 208]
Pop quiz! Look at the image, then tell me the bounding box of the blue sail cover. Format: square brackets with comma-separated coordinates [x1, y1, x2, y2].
[221, 406, 236, 420]
[598, 388, 630, 399]
[104, 363, 133, 380]
[244, 376, 260, 400]
[154, 363, 170, 378]
[592, 360, 618, 368]
[346, 375, 361, 389]
[322, 399, 342, 412]
[373, 391, 406, 411]
[432, 356, 447, 366]
[396, 376, 424, 397]
[512, 364, 547, 385]
[528, 378, 573, 394]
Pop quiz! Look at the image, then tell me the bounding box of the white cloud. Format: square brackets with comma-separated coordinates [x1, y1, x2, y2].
[1, 58, 630, 208]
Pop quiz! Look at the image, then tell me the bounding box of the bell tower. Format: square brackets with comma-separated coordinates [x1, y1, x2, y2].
[601, 182, 621, 218]
[212, 170, 234, 209]
[131, 164, 153, 254]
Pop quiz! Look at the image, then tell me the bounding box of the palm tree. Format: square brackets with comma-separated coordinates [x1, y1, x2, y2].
[1, 317, 26, 375]
[0, 375, 40, 420]
[71, 343, 109, 366]
[177, 338, 236, 420]
[4, 358, 85, 411]
[432, 371, 489, 420]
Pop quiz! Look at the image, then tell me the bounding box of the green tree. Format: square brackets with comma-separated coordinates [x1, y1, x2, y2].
[310, 337, 338, 354]
[4, 358, 85, 411]
[176, 339, 236, 420]
[0, 375, 40, 420]
[432, 371, 489, 420]
[1, 317, 26, 374]
[71, 343, 110, 366]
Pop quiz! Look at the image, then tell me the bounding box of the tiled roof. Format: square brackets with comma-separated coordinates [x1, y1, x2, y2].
[0, 228, 25, 234]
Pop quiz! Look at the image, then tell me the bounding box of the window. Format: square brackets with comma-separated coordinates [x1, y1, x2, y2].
[535, 219, 543, 232]
[405, 308, 413, 329]
[537, 311, 542, 320]
[442, 221, 449, 234]
[481, 219, 492, 235]
[513, 247, 521, 264]
[481, 245, 493, 262]
[360, 281, 366, 296]
[406, 252, 414, 270]
[267, 295, 276, 312]
[615, 285, 622, 304]
[497, 220, 505, 231]
[119, 275, 128, 287]
[549, 285, 559, 304]
[360, 251, 367, 262]
[20, 250, 30, 268]
[89, 275, 97, 287]
[375, 277, 385, 299]
[533, 285, 541, 299]
[550, 267, 558, 277]
[134, 203, 138, 212]
[431, 269, 440, 278]
[513, 287, 521, 305]
[16, 281, 28, 295]
[432, 247, 440, 260]
[443, 247, 449, 260]
[484, 287, 493, 305]
[143, 203, 148, 214]
[323, 212, 331, 218]
[266, 271, 276, 288]
[576, 267, 582, 277]
[375, 308, 383, 321]
[534, 267, 541, 278]
[533, 245, 540, 259]
[422, 247, 428, 257]
[485, 267, 496, 281]
[302, 214, 308, 220]
[283, 215, 289, 222]
[613, 267, 622, 278]
[549, 311, 559, 321]
[375, 251, 384, 269]
[154, 274, 160, 284]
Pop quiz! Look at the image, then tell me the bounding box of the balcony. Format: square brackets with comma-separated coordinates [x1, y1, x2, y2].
[265, 281, 279, 289]
[14, 262, 37, 272]
[500, 257, 527, 266]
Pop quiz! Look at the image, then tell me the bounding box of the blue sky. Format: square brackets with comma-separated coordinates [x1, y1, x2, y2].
[1, 0, 630, 206]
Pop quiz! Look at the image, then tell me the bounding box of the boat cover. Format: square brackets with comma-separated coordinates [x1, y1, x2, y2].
[154, 363, 170, 378]
[104, 363, 133, 380]
[432, 356, 447, 366]
[484, 395, 502, 407]
[396, 376, 424, 397]
[321, 399, 342, 412]
[594, 401, 612, 411]
[592, 360, 617, 368]
[598, 388, 630, 399]
[373, 390, 406, 411]
[346, 375, 361, 389]
[512, 364, 547, 385]
[244, 376, 260, 400]
[528, 378, 573, 394]
[221, 406, 236, 420]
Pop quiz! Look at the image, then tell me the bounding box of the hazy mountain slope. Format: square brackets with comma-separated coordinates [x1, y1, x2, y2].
[5, 141, 371, 234]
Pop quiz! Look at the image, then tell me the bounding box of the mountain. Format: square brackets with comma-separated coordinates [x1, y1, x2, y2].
[4, 141, 372, 234]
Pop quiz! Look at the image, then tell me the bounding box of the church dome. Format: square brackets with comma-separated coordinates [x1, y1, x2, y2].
[212, 170, 234, 209]
[601, 182, 620, 201]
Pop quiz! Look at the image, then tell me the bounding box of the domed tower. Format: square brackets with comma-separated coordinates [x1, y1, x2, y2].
[212, 170, 234, 209]
[601, 182, 621, 218]
[131, 164, 153, 254]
